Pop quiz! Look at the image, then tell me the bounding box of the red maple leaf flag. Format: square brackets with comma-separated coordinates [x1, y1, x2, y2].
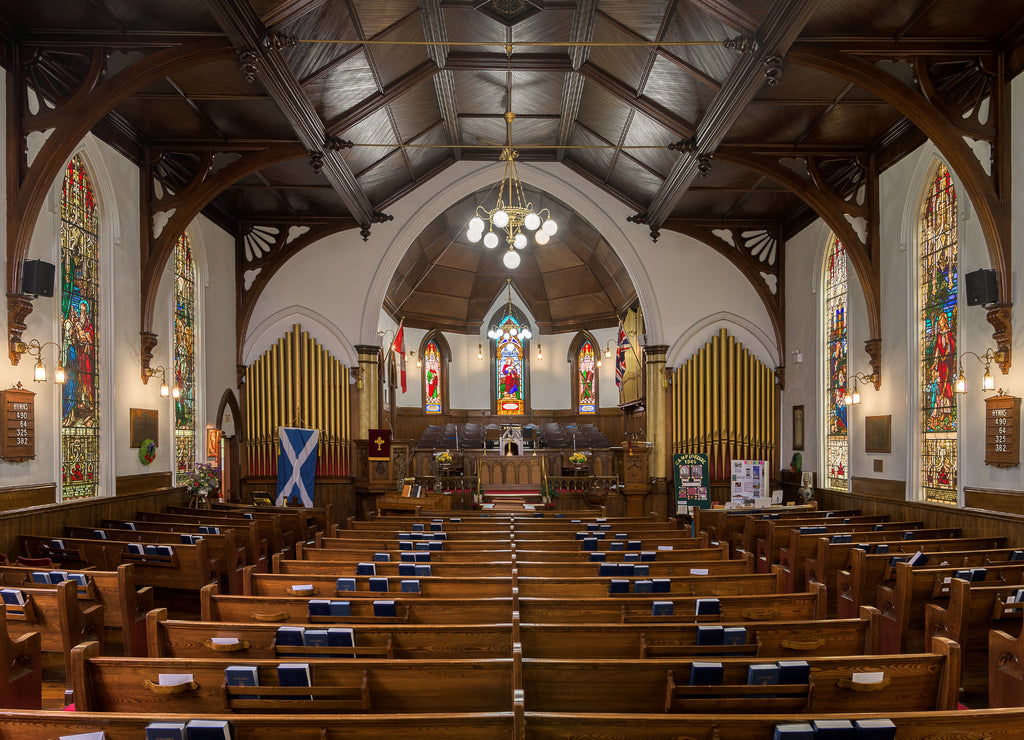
[393, 320, 407, 393]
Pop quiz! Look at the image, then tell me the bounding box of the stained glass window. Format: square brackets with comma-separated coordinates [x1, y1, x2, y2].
[577, 340, 597, 414]
[919, 163, 958, 505]
[495, 315, 525, 415]
[60, 155, 100, 500]
[424, 340, 442, 414]
[173, 233, 197, 474]
[824, 233, 848, 490]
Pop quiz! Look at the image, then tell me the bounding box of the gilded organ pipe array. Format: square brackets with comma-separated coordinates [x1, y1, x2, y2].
[673, 328, 776, 481]
[245, 324, 350, 477]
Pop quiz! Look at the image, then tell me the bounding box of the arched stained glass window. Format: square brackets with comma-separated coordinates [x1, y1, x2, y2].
[920, 163, 958, 505]
[60, 155, 100, 500]
[174, 232, 197, 475]
[495, 315, 525, 415]
[577, 340, 597, 414]
[423, 340, 442, 415]
[824, 233, 848, 490]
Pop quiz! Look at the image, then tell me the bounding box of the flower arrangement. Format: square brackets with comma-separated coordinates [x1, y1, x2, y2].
[569, 451, 587, 465]
[435, 450, 453, 464]
[183, 462, 221, 494]
[138, 439, 157, 465]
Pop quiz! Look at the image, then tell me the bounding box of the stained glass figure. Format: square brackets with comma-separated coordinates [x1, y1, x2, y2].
[495, 316, 524, 415]
[60, 155, 100, 500]
[824, 233, 848, 490]
[173, 233, 196, 474]
[424, 340, 442, 414]
[919, 163, 958, 505]
[577, 340, 597, 414]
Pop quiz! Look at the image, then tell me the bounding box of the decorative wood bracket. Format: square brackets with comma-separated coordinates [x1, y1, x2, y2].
[140, 332, 159, 382]
[864, 338, 882, 391]
[7, 294, 35, 366]
[986, 303, 1012, 374]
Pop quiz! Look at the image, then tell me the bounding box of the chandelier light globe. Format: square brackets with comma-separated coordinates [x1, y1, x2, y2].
[524, 212, 541, 231]
[534, 230, 550, 246]
[503, 249, 521, 269]
[483, 232, 499, 249]
[510, 327, 518, 337]
[520, 327, 532, 340]
[469, 216, 485, 233]
[466, 228, 482, 243]
[542, 218, 558, 236]
[513, 233, 527, 249]
[492, 209, 509, 228]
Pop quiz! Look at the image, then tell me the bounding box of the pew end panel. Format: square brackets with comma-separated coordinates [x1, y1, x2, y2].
[0, 604, 41, 710]
[990, 625, 1024, 708]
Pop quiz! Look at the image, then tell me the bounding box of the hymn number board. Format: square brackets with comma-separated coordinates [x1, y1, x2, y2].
[0, 388, 35, 462]
[985, 395, 1021, 468]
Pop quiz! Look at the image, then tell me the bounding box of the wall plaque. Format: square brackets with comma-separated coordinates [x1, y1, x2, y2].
[0, 388, 36, 462]
[985, 395, 1020, 468]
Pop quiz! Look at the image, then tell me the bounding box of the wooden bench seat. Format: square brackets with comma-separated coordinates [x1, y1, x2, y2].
[514, 572, 774, 598]
[514, 559, 753, 578]
[161, 506, 298, 560]
[293, 546, 515, 563]
[748, 514, 894, 561]
[244, 570, 513, 599]
[694, 504, 819, 547]
[147, 608, 513, 659]
[212, 501, 334, 540]
[124, 513, 268, 571]
[311, 537, 513, 552]
[0, 605, 41, 709]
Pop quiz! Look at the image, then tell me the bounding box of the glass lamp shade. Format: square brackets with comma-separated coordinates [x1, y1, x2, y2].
[492, 209, 509, 228]
[851, 387, 861, 405]
[477, 344, 483, 360]
[843, 390, 853, 406]
[542, 218, 557, 235]
[520, 328, 532, 340]
[513, 232, 527, 249]
[33, 358, 46, 382]
[483, 232, 499, 249]
[534, 230, 550, 245]
[172, 386, 181, 399]
[160, 381, 170, 397]
[982, 368, 995, 391]
[524, 212, 540, 230]
[537, 343, 543, 360]
[54, 366, 66, 384]
[502, 249, 521, 269]
[954, 370, 967, 394]
[466, 228, 482, 243]
[469, 217, 485, 233]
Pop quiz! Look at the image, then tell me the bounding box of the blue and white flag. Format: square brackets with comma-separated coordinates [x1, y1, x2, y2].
[276, 427, 319, 507]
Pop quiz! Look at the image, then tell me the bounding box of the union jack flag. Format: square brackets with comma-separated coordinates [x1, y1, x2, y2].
[615, 320, 630, 388]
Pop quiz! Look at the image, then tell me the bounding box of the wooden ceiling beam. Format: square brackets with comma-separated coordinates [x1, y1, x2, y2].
[444, 52, 574, 72]
[643, 0, 821, 232]
[422, 0, 463, 159]
[555, 0, 597, 161]
[325, 60, 439, 134]
[689, 0, 759, 33]
[578, 62, 694, 138]
[797, 37, 999, 56]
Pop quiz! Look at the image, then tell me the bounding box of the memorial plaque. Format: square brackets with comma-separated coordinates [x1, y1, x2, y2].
[0, 388, 35, 462]
[985, 395, 1020, 468]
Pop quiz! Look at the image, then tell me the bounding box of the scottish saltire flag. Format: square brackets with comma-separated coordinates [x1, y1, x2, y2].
[276, 427, 319, 507]
[615, 320, 630, 388]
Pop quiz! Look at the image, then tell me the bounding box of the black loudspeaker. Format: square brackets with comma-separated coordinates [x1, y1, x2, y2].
[965, 268, 997, 306]
[22, 260, 55, 298]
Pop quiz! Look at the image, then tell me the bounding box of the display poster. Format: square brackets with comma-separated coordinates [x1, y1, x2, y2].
[674, 453, 709, 515]
[730, 459, 768, 507]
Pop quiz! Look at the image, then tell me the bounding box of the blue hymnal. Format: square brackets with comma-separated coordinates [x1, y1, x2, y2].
[696, 625, 725, 645]
[617, 564, 635, 576]
[907, 551, 929, 566]
[225, 664, 259, 700]
[747, 663, 779, 696]
[831, 534, 853, 544]
[369, 577, 389, 592]
[723, 627, 747, 645]
[400, 580, 420, 593]
[873, 523, 884, 531]
[609, 541, 625, 551]
[124, 522, 137, 531]
[589, 552, 606, 562]
[592, 532, 606, 540]
[307, 599, 331, 616]
[853, 718, 897, 739]
[576, 532, 588, 540]
[428, 541, 443, 551]
[146, 721, 189, 740]
[434, 532, 447, 541]
[51, 571, 69, 583]
[450, 518, 461, 523]
[415, 564, 431, 576]
[412, 523, 424, 532]
[373, 600, 397, 617]
[652, 601, 674, 616]
[180, 534, 199, 544]
[31, 571, 50, 584]
[153, 545, 174, 556]
[641, 551, 656, 562]
[772, 723, 815, 740]
[329, 600, 351, 617]
[689, 661, 723, 686]
[398, 563, 416, 576]
[582, 538, 598, 551]
[328, 627, 355, 657]
[400, 552, 416, 562]
[599, 563, 617, 576]
[609, 579, 629, 594]
[776, 660, 810, 685]
[652, 579, 671, 593]
[183, 720, 232, 740]
[373, 553, 390, 562]
[336, 578, 357, 592]
[811, 719, 856, 739]
[695, 598, 720, 616]
[634, 565, 649, 577]
[571, 520, 581, 524]
[634, 580, 653, 594]
[276, 663, 312, 700]
[144, 545, 160, 556]
[970, 568, 987, 582]
[1011, 550, 1024, 561]
[615, 532, 628, 539]
[0, 589, 25, 606]
[902, 531, 915, 540]
[627, 541, 641, 550]
[126, 543, 145, 555]
[874, 543, 890, 554]
[414, 552, 431, 562]
[93, 529, 107, 540]
[399, 542, 413, 551]
[397, 533, 411, 540]
[430, 523, 442, 532]
[303, 628, 329, 648]
[623, 553, 640, 563]
[276, 626, 305, 647]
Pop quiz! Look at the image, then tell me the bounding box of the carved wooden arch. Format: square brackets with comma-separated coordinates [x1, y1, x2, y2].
[566, 330, 601, 414]
[418, 330, 452, 416]
[6, 40, 235, 363]
[235, 220, 359, 372]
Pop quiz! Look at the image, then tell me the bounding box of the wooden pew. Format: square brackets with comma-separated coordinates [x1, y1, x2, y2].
[292, 547, 516, 564]
[212, 501, 334, 540]
[513, 546, 731, 563]
[522, 636, 960, 713]
[877, 560, 1024, 653]
[0, 605, 41, 709]
[243, 570, 513, 599]
[694, 504, 818, 548]
[146, 608, 513, 659]
[514, 560, 752, 578]
[311, 536, 513, 552]
[123, 513, 268, 571]
[746, 514, 891, 560]
[63, 524, 248, 594]
[989, 624, 1024, 708]
[837, 545, 1024, 618]
[521, 608, 880, 658]
[755, 519, 933, 573]
[201, 584, 513, 625]
[0, 563, 152, 657]
[161, 506, 298, 559]
[514, 572, 774, 598]
[274, 558, 514, 577]
[69, 641, 513, 714]
[778, 526, 962, 592]
[19, 534, 221, 593]
[519, 585, 826, 624]
[2, 580, 104, 678]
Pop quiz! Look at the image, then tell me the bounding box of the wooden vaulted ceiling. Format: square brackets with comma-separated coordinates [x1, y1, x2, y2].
[2, 0, 1023, 342]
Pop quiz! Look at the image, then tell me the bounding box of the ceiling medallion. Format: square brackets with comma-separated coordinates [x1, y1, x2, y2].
[474, 0, 543, 27]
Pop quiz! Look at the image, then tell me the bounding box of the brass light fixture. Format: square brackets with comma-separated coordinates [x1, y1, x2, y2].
[843, 371, 878, 406]
[14, 339, 64, 384]
[487, 279, 533, 342]
[145, 365, 180, 399]
[954, 348, 1004, 394]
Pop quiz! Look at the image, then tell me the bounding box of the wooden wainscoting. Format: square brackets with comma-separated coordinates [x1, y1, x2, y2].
[116, 472, 172, 495]
[0, 484, 56, 511]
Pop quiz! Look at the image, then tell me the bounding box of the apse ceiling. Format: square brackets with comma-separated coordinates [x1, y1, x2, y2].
[2, 0, 1022, 334]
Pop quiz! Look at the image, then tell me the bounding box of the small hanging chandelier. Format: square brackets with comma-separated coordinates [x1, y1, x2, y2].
[465, 44, 556, 270]
[487, 279, 533, 341]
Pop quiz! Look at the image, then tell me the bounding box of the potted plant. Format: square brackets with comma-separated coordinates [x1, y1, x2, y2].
[184, 462, 221, 502]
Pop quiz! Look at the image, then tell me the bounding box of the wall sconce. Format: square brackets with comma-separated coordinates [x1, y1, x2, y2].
[145, 365, 180, 399]
[14, 339, 64, 384]
[536, 343, 543, 360]
[955, 348, 1004, 394]
[355, 367, 364, 390]
[410, 350, 421, 368]
[477, 344, 483, 361]
[605, 341, 612, 359]
[843, 371, 877, 405]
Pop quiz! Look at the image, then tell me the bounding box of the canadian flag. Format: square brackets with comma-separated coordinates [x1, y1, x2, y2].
[393, 320, 407, 393]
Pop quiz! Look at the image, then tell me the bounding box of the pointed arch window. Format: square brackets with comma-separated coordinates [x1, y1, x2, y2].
[569, 332, 599, 415]
[173, 232, 197, 475]
[824, 233, 848, 490]
[60, 155, 100, 500]
[919, 163, 959, 505]
[420, 331, 450, 415]
[489, 303, 531, 416]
